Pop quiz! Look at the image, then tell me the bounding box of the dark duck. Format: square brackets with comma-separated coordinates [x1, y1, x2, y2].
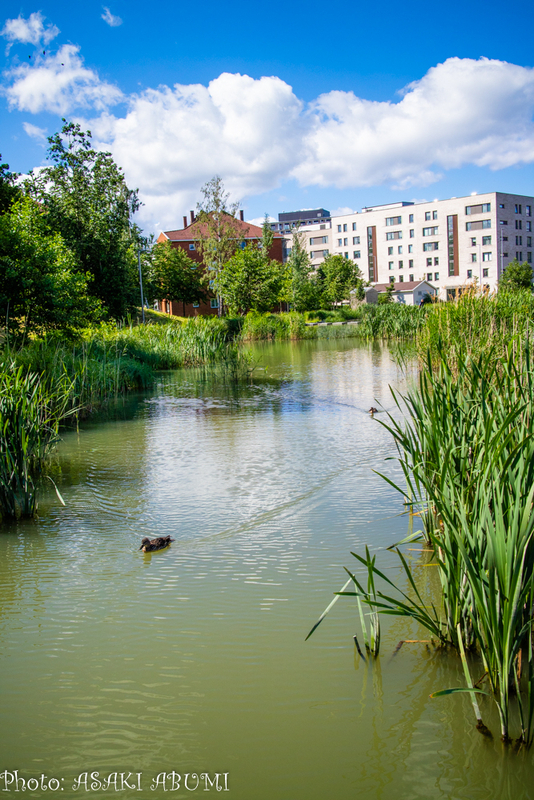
[139, 536, 175, 553]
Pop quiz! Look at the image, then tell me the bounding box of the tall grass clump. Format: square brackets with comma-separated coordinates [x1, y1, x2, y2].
[417, 289, 534, 368]
[0, 365, 73, 519]
[340, 341, 534, 745]
[239, 311, 311, 341]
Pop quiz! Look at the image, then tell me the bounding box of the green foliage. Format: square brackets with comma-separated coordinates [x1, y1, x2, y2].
[348, 343, 534, 744]
[0, 156, 22, 215]
[288, 227, 320, 312]
[25, 120, 141, 319]
[499, 258, 533, 292]
[147, 240, 205, 306]
[0, 197, 100, 340]
[319, 254, 363, 308]
[218, 244, 286, 315]
[193, 176, 244, 302]
[416, 290, 534, 367]
[0, 365, 73, 519]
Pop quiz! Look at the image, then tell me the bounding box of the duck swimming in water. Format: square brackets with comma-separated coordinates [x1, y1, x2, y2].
[369, 407, 378, 415]
[139, 536, 175, 553]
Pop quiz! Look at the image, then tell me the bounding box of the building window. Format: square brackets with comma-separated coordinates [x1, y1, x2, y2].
[516, 220, 523, 230]
[433, 211, 438, 220]
[409, 214, 414, 223]
[399, 275, 404, 282]
[482, 268, 489, 278]
[323, 249, 329, 257]
[344, 238, 348, 246]
[466, 220, 491, 231]
[409, 273, 414, 281]
[503, 236, 508, 241]
[353, 236, 360, 245]
[467, 269, 472, 279]
[386, 216, 402, 226]
[410, 229, 414, 238]
[189, 243, 195, 250]
[465, 203, 491, 215]
[337, 225, 342, 232]
[499, 203, 505, 208]
[409, 259, 414, 268]
[427, 272, 432, 281]
[192, 302, 200, 308]
[367, 226, 376, 282]
[470, 237, 476, 246]
[434, 257, 439, 266]
[503, 252, 508, 257]
[389, 276, 395, 283]
[434, 272, 439, 280]
[388, 261, 394, 270]
[527, 222, 532, 232]
[471, 253, 477, 262]
[528, 237, 532, 247]
[500, 220, 508, 225]
[399, 260, 403, 268]
[210, 298, 219, 308]
[425, 211, 431, 221]
[344, 252, 349, 259]
[386, 231, 402, 240]
[388, 246, 393, 255]
[515, 204, 522, 214]
[516, 252, 523, 261]
[528, 252, 533, 263]
[354, 250, 361, 259]
[423, 226, 439, 236]
[343, 224, 347, 232]
[352, 222, 357, 230]
[426, 258, 432, 266]
[516, 236, 523, 246]
[408, 244, 413, 253]
[423, 242, 439, 251]
[338, 239, 342, 246]
[527, 206, 532, 217]
[482, 236, 491, 246]
[398, 246, 403, 254]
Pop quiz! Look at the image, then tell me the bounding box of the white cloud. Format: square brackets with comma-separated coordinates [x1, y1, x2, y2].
[1, 12, 59, 50]
[23, 121, 47, 140]
[330, 206, 355, 216]
[3, 44, 123, 114]
[101, 8, 123, 27]
[89, 73, 304, 229]
[294, 57, 534, 189]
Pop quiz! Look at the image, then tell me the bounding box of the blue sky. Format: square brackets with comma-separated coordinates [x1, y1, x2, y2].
[2, 0, 534, 233]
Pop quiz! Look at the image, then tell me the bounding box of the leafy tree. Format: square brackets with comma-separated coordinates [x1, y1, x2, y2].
[499, 259, 533, 292]
[26, 120, 141, 319]
[0, 156, 21, 215]
[288, 226, 319, 311]
[0, 198, 100, 340]
[147, 240, 205, 310]
[319, 254, 363, 308]
[378, 284, 395, 304]
[217, 230, 286, 315]
[193, 176, 245, 313]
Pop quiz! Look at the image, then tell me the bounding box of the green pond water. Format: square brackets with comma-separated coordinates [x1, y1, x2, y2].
[1, 338, 533, 800]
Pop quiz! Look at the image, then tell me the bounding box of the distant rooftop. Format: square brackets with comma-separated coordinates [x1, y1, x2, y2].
[278, 208, 330, 223]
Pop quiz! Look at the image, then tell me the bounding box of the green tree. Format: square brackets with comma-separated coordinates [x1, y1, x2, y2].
[499, 259, 533, 292]
[193, 176, 245, 313]
[0, 156, 21, 216]
[218, 237, 285, 316]
[319, 254, 363, 308]
[147, 240, 205, 311]
[288, 226, 319, 311]
[0, 197, 100, 340]
[377, 283, 395, 304]
[26, 120, 141, 319]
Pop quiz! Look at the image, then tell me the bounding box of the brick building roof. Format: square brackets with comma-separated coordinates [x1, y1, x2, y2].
[161, 215, 283, 242]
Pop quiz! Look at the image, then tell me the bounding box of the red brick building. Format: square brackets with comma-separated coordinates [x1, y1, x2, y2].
[156, 211, 284, 317]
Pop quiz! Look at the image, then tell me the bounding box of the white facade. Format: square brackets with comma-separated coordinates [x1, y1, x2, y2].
[283, 193, 534, 300]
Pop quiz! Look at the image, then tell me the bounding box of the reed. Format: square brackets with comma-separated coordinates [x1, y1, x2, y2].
[0, 365, 73, 519]
[337, 340, 534, 744]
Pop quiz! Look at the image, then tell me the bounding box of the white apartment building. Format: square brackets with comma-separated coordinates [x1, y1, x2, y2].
[282, 192, 534, 300]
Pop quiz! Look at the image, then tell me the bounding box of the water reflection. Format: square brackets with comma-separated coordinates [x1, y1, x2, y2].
[0, 339, 532, 799]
